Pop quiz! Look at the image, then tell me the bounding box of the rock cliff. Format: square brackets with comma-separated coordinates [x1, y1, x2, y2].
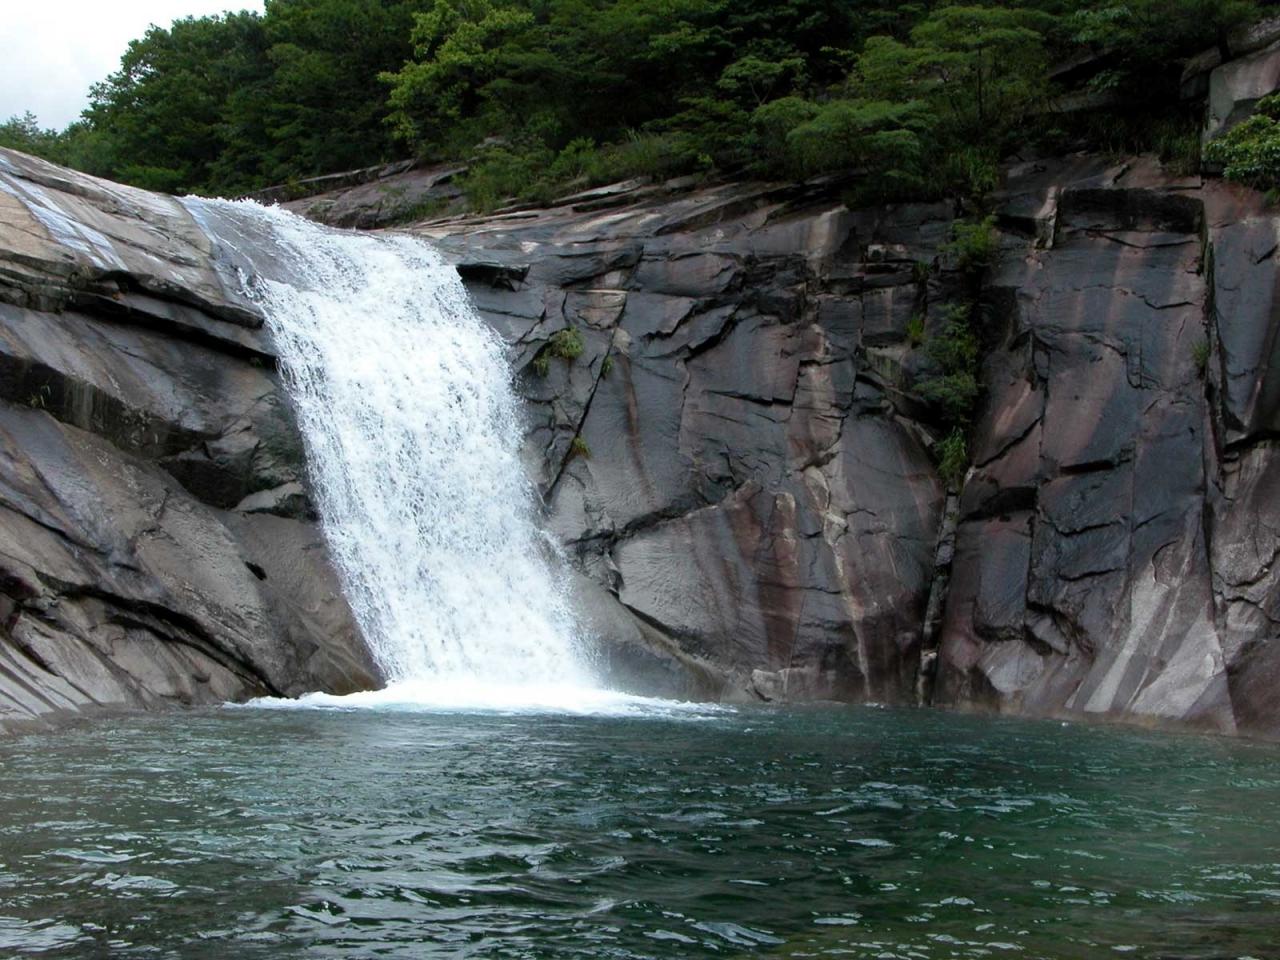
[0, 148, 377, 731]
[2, 136, 1278, 737]
[414, 156, 1280, 737]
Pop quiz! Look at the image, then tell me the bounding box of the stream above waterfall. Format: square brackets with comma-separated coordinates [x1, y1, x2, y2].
[2, 705, 1279, 959]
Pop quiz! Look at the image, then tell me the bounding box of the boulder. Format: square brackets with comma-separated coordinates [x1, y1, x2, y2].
[1204, 39, 1280, 143]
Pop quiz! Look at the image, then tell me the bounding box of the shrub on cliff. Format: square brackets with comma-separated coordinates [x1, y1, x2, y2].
[917, 305, 981, 426]
[915, 303, 983, 487]
[943, 217, 1000, 276]
[768, 98, 934, 199]
[1205, 93, 1280, 195]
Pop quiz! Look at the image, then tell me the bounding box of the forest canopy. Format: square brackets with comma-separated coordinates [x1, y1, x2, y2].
[0, 0, 1269, 204]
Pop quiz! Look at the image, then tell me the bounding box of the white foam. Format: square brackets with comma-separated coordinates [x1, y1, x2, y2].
[236, 682, 724, 720]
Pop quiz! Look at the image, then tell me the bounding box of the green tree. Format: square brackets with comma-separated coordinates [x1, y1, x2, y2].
[0, 113, 66, 160]
[259, 0, 423, 179]
[859, 5, 1051, 147]
[83, 12, 272, 193]
[3, 0, 1267, 205]
[785, 98, 934, 200]
[382, 0, 537, 152]
[1069, 0, 1257, 72]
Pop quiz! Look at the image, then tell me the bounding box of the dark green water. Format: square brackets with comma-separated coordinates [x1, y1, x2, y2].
[1, 704, 1278, 959]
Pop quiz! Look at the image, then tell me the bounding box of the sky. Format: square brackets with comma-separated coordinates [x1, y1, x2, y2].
[1, 0, 266, 130]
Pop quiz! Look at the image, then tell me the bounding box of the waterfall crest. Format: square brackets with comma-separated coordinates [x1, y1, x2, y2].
[192, 200, 601, 707]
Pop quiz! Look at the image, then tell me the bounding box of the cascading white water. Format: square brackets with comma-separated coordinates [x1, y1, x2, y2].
[192, 200, 619, 710]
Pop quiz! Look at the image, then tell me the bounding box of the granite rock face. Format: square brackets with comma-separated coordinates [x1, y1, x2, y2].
[275, 160, 467, 229]
[419, 185, 951, 703]
[3, 141, 1279, 738]
[417, 158, 1280, 736]
[1189, 15, 1280, 143]
[0, 148, 377, 731]
[929, 158, 1280, 738]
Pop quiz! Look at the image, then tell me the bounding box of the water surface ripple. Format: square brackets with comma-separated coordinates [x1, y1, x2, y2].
[1, 706, 1278, 958]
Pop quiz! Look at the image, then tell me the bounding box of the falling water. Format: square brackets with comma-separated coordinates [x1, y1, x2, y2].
[188, 200, 608, 709]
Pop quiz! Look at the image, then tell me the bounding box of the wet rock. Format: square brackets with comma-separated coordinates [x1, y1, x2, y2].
[421, 180, 947, 705]
[0, 148, 376, 731]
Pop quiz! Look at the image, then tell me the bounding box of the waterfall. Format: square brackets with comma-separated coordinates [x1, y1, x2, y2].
[189, 200, 605, 708]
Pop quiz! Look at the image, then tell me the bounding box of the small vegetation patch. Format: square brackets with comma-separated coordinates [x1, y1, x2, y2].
[1193, 338, 1211, 378]
[530, 327, 585, 378]
[1205, 93, 1280, 197]
[943, 217, 1000, 277]
[915, 303, 983, 488]
[936, 428, 970, 487]
[546, 327, 585, 362]
[906, 314, 926, 348]
[917, 305, 981, 425]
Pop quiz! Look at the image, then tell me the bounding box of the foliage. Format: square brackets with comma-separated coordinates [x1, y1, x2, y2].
[943, 216, 1000, 275]
[547, 327, 585, 361]
[915, 302, 983, 485]
[738, 4, 1052, 202]
[459, 138, 556, 210]
[874, 5, 1052, 145]
[257, 0, 423, 179]
[1, 0, 1269, 203]
[1205, 93, 1280, 193]
[569, 436, 592, 459]
[906, 314, 926, 347]
[0, 113, 71, 162]
[750, 96, 819, 174]
[786, 98, 933, 196]
[937, 145, 1001, 207]
[917, 305, 981, 426]
[937, 428, 970, 486]
[75, 12, 272, 192]
[531, 326, 585, 377]
[391, 195, 455, 225]
[1, 2, 422, 195]
[1193, 338, 1212, 377]
[1069, 0, 1257, 89]
[382, 0, 537, 154]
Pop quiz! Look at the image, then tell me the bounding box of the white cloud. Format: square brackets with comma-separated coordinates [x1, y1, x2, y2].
[0, 0, 265, 129]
